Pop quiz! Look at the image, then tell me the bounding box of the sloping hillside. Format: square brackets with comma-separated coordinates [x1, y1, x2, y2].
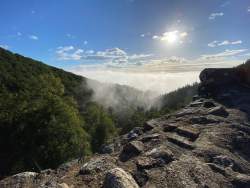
[1, 62, 250, 187]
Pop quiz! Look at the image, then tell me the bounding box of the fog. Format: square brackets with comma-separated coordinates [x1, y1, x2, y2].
[73, 69, 200, 95]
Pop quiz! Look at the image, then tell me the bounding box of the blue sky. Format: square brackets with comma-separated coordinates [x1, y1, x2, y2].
[1, 0, 250, 93]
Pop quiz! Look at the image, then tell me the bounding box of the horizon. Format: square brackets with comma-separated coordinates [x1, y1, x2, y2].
[1, 0, 250, 94]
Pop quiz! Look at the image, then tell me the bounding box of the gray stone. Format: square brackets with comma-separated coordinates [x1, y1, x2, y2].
[103, 168, 139, 188]
[208, 106, 229, 117]
[79, 156, 116, 175]
[119, 141, 144, 162]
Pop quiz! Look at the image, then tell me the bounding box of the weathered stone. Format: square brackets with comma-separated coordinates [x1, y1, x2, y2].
[99, 144, 114, 154]
[189, 101, 204, 107]
[203, 101, 216, 108]
[136, 157, 160, 170]
[190, 116, 218, 124]
[143, 121, 155, 131]
[208, 106, 229, 117]
[140, 133, 160, 142]
[119, 141, 144, 162]
[232, 173, 250, 188]
[79, 156, 116, 175]
[127, 132, 138, 141]
[163, 123, 177, 132]
[132, 170, 149, 187]
[103, 168, 139, 188]
[175, 126, 200, 141]
[145, 147, 174, 163]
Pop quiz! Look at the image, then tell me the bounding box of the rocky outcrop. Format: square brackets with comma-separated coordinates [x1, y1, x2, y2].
[1, 63, 250, 187]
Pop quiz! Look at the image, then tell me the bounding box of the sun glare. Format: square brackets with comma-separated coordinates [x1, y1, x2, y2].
[161, 31, 179, 44]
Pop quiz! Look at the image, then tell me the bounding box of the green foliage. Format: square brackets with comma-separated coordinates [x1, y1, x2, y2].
[0, 48, 91, 176]
[158, 83, 199, 112]
[83, 103, 117, 152]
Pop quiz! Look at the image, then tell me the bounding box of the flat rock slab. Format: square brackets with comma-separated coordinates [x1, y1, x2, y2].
[163, 123, 177, 132]
[176, 126, 200, 141]
[208, 106, 229, 117]
[140, 133, 160, 142]
[166, 133, 194, 150]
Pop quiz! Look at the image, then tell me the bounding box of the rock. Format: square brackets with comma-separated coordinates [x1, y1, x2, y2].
[189, 101, 203, 107]
[232, 173, 250, 188]
[208, 106, 229, 117]
[143, 121, 155, 131]
[127, 132, 138, 141]
[136, 157, 160, 170]
[79, 156, 116, 175]
[132, 170, 149, 187]
[190, 116, 219, 124]
[103, 168, 139, 188]
[163, 123, 177, 132]
[192, 95, 200, 101]
[145, 147, 174, 164]
[203, 100, 216, 108]
[213, 155, 242, 172]
[175, 126, 200, 141]
[119, 141, 144, 162]
[99, 144, 114, 154]
[140, 133, 160, 142]
[130, 127, 144, 135]
[58, 183, 70, 188]
[175, 108, 194, 118]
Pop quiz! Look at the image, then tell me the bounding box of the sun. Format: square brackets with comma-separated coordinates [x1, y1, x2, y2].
[161, 31, 179, 44]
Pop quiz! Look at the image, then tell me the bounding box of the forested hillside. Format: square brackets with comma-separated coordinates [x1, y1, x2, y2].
[0, 48, 198, 178]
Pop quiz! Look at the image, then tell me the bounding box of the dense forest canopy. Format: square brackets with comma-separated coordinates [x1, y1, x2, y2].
[0, 48, 198, 177]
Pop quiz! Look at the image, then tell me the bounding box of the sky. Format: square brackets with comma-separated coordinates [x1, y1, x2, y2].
[1, 0, 250, 94]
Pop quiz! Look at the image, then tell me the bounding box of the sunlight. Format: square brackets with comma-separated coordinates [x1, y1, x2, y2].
[161, 31, 179, 44]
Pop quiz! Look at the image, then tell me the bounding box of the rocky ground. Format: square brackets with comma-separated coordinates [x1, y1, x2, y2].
[1, 66, 250, 188]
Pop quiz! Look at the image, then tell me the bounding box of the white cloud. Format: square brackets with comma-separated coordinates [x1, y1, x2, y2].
[208, 41, 218, 47]
[0, 44, 9, 49]
[29, 35, 39, 40]
[208, 40, 242, 47]
[56, 46, 152, 65]
[201, 49, 248, 60]
[31, 10, 36, 14]
[84, 40, 88, 45]
[17, 32, 22, 36]
[218, 40, 230, 46]
[209, 12, 224, 20]
[248, 7, 250, 12]
[231, 40, 242, 45]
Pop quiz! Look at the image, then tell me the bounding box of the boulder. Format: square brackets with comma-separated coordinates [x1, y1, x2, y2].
[208, 106, 229, 117]
[119, 141, 144, 162]
[79, 156, 116, 175]
[145, 147, 174, 164]
[103, 168, 139, 188]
